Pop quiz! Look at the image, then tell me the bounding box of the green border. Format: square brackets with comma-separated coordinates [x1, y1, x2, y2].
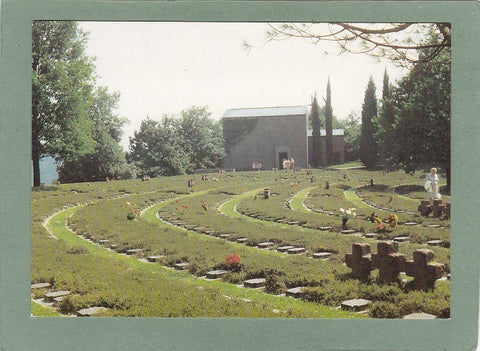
[1, 1, 479, 350]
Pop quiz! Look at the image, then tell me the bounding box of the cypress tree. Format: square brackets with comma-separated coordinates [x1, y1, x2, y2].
[325, 78, 333, 165]
[359, 76, 379, 169]
[311, 94, 321, 168]
[379, 68, 395, 168]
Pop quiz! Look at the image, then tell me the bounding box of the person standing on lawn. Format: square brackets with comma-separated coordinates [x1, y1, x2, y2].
[425, 167, 441, 204]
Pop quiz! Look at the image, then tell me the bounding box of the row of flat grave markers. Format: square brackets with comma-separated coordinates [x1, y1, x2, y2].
[345, 242, 445, 289]
[31, 283, 107, 317]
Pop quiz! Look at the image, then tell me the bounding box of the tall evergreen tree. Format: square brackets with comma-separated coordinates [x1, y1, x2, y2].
[32, 21, 96, 186]
[359, 76, 379, 169]
[325, 78, 333, 165]
[378, 68, 396, 168]
[310, 94, 321, 168]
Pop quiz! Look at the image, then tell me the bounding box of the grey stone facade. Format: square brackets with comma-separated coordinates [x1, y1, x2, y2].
[222, 106, 345, 171]
[223, 112, 308, 170]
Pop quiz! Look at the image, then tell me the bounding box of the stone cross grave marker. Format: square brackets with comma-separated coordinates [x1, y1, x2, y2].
[371, 241, 407, 284]
[406, 249, 445, 289]
[345, 243, 373, 280]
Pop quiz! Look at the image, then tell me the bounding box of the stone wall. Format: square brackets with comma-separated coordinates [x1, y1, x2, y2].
[223, 115, 308, 170]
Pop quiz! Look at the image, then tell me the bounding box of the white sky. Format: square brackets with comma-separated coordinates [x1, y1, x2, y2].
[79, 22, 409, 150]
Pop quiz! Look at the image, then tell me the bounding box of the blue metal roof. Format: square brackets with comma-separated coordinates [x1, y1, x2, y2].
[223, 105, 309, 118]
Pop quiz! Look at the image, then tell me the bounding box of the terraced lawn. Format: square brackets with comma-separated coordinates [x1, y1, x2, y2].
[31, 169, 450, 319]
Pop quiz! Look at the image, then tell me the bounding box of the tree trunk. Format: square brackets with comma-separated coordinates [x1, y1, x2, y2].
[32, 152, 41, 187]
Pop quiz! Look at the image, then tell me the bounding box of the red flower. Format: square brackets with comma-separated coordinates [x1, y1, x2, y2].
[225, 253, 241, 269]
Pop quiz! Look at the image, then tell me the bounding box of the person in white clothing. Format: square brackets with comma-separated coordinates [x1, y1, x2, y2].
[425, 167, 441, 204]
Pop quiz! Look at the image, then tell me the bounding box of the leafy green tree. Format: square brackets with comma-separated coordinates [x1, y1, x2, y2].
[391, 47, 451, 188]
[310, 94, 321, 168]
[128, 106, 224, 176]
[325, 78, 333, 165]
[57, 87, 129, 182]
[32, 21, 96, 186]
[343, 112, 361, 162]
[359, 76, 379, 169]
[177, 106, 225, 172]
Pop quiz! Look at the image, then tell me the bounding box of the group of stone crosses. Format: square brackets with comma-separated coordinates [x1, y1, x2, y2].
[345, 241, 445, 289]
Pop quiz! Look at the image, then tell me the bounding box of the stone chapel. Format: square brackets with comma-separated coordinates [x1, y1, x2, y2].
[222, 105, 345, 171]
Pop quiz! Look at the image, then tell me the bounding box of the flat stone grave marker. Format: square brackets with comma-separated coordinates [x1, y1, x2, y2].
[219, 234, 231, 239]
[319, 226, 332, 231]
[206, 270, 228, 279]
[427, 240, 443, 246]
[364, 233, 379, 239]
[313, 252, 332, 260]
[258, 242, 274, 249]
[126, 249, 142, 255]
[447, 273, 451, 280]
[244, 278, 266, 289]
[341, 229, 357, 234]
[174, 262, 190, 270]
[403, 312, 437, 319]
[394, 236, 411, 243]
[287, 221, 299, 225]
[77, 306, 108, 317]
[427, 224, 442, 228]
[31, 283, 51, 289]
[341, 299, 371, 312]
[237, 237, 248, 243]
[98, 239, 110, 245]
[54, 296, 66, 302]
[147, 255, 165, 262]
[286, 287, 305, 298]
[277, 245, 295, 253]
[288, 247, 306, 254]
[396, 210, 406, 213]
[109, 244, 117, 250]
[45, 291, 70, 302]
[404, 222, 418, 226]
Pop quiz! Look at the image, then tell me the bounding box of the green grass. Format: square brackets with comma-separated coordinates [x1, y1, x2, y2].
[31, 301, 62, 317]
[41, 204, 361, 318]
[31, 170, 450, 318]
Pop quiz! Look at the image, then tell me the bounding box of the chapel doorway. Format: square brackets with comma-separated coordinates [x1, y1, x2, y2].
[278, 152, 288, 169]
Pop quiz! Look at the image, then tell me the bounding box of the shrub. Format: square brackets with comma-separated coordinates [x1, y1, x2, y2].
[265, 272, 286, 295]
[369, 301, 401, 318]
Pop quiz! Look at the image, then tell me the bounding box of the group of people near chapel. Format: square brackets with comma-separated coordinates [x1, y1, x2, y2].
[282, 157, 295, 170]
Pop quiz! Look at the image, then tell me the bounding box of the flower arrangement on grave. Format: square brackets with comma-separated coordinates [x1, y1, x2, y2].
[175, 204, 188, 215]
[121, 202, 139, 220]
[225, 253, 241, 271]
[339, 207, 356, 228]
[376, 223, 386, 232]
[388, 214, 399, 229]
[369, 212, 382, 224]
